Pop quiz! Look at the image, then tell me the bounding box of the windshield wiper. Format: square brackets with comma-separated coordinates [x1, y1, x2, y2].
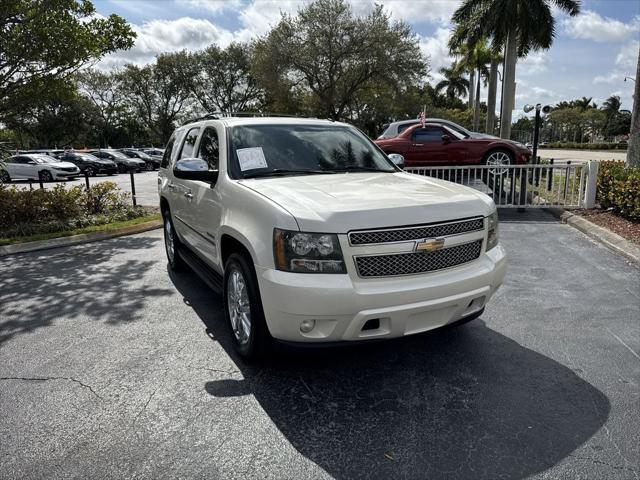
[242, 168, 337, 178]
[328, 165, 394, 173]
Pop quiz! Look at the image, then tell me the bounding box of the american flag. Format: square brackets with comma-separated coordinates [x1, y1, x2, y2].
[419, 111, 425, 127]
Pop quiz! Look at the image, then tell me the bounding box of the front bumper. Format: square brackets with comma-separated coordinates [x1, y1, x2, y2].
[256, 244, 507, 343]
[54, 170, 81, 178]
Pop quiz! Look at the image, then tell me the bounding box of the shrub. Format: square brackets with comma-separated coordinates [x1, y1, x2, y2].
[0, 182, 143, 238]
[597, 161, 640, 221]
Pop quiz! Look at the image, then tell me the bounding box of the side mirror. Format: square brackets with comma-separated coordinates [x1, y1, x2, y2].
[442, 134, 451, 144]
[174, 158, 218, 183]
[387, 153, 405, 169]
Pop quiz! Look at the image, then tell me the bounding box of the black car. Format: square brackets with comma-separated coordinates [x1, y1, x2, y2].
[120, 149, 160, 171]
[88, 149, 145, 173]
[56, 152, 118, 176]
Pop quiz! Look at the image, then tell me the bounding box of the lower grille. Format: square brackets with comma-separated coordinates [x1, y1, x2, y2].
[59, 167, 77, 172]
[354, 240, 483, 277]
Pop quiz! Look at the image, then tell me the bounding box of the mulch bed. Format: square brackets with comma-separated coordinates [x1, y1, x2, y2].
[572, 208, 640, 245]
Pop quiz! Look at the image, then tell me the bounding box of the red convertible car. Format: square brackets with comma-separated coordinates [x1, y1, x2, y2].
[374, 123, 531, 167]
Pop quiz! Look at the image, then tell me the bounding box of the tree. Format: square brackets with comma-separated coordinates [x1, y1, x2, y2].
[435, 63, 469, 99]
[252, 0, 426, 120]
[435, 64, 470, 100]
[120, 52, 195, 144]
[454, 39, 492, 131]
[0, 0, 135, 115]
[628, 46, 640, 167]
[191, 43, 263, 112]
[451, 0, 580, 139]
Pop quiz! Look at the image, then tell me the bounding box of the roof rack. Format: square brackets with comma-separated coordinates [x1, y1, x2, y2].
[184, 111, 305, 125]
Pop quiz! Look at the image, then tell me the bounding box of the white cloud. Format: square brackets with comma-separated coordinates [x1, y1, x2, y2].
[98, 17, 235, 69]
[563, 10, 639, 43]
[418, 27, 454, 80]
[383, 0, 460, 25]
[615, 40, 640, 68]
[237, 0, 301, 37]
[593, 71, 627, 85]
[177, 0, 242, 14]
[519, 51, 550, 75]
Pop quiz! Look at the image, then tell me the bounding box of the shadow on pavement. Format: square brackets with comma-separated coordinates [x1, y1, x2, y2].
[0, 234, 172, 348]
[169, 268, 610, 480]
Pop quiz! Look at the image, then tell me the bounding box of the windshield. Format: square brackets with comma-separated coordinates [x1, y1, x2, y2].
[78, 154, 101, 161]
[106, 151, 130, 160]
[134, 151, 152, 160]
[32, 155, 57, 164]
[443, 122, 471, 138]
[229, 124, 395, 178]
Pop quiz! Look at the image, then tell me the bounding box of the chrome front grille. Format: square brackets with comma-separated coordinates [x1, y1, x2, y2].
[349, 217, 484, 245]
[354, 240, 483, 277]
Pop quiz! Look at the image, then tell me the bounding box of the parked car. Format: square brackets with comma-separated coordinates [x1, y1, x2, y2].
[2, 153, 81, 182]
[159, 116, 506, 359]
[374, 123, 531, 168]
[119, 149, 160, 170]
[378, 118, 499, 140]
[56, 151, 118, 176]
[141, 147, 165, 157]
[88, 149, 145, 173]
[0, 160, 9, 184]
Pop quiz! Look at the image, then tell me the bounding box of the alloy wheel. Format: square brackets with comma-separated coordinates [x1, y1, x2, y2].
[164, 217, 175, 264]
[486, 151, 511, 175]
[227, 268, 252, 345]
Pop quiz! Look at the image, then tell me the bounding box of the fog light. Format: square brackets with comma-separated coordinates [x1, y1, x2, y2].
[300, 319, 316, 333]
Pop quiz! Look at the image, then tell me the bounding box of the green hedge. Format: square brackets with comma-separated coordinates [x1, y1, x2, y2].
[0, 182, 147, 238]
[597, 161, 640, 221]
[540, 142, 628, 151]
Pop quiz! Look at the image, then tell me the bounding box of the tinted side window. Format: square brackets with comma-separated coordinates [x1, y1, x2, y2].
[179, 127, 200, 160]
[197, 127, 219, 170]
[413, 127, 443, 143]
[161, 136, 176, 168]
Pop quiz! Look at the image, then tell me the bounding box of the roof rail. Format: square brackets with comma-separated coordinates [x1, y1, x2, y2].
[183, 111, 305, 125]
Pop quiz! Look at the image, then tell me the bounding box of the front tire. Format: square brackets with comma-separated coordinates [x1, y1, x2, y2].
[39, 170, 53, 182]
[146, 162, 154, 171]
[163, 211, 185, 271]
[117, 163, 126, 173]
[85, 166, 96, 177]
[0, 170, 10, 183]
[223, 253, 271, 359]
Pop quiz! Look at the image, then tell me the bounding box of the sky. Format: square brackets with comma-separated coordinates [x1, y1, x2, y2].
[92, 0, 640, 118]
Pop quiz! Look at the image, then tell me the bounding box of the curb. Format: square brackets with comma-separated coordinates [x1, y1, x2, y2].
[549, 208, 640, 266]
[0, 219, 162, 257]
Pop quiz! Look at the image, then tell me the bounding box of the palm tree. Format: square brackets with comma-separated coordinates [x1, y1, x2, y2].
[572, 96, 595, 111]
[435, 63, 470, 100]
[451, 0, 580, 139]
[602, 95, 621, 116]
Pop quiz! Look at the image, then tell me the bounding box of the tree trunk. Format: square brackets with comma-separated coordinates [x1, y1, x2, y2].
[473, 70, 481, 131]
[468, 69, 475, 108]
[486, 58, 499, 135]
[500, 29, 517, 139]
[627, 45, 640, 167]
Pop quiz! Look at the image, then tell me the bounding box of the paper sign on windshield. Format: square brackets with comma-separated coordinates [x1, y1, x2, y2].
[237, 147, 268, 171]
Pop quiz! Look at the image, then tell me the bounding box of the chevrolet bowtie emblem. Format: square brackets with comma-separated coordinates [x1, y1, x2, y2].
[415, 238, 445, 252]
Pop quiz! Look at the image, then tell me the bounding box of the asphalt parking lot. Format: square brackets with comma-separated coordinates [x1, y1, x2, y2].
[0, 210, 638, 479]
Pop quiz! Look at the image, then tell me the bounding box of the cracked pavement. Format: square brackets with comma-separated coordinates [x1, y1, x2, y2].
[0, 210, 638, 479]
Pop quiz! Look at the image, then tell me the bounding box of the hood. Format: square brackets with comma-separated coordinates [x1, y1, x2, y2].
[239, 172, 494, 232]
[50, 161, 79, 169]
[127, 158, 145, 165]
[95, 159, 115, 165]
[469, 132, 499, 139]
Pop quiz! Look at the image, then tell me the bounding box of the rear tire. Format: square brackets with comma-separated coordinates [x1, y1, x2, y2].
[163, 211, 186, 271]
[482, 149, 513, 184]
[223, 253, 271, 360]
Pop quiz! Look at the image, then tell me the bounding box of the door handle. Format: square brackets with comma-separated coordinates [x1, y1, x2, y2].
[167, 183, 176, 190]
[184, 192, 193, 199]
[413, 143, 424, 147]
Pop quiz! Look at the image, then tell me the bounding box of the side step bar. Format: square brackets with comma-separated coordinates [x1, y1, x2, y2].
[177, 245, 223, 295]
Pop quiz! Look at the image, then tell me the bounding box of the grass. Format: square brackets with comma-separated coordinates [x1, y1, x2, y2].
[0, 213, 161, 246]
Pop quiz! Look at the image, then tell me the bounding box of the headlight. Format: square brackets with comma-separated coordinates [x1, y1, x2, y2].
[273, 229, 346, 273]
[486, 211, 499, 250]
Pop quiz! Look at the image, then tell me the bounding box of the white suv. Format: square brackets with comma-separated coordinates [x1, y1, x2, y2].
[159, 116, 506, 358]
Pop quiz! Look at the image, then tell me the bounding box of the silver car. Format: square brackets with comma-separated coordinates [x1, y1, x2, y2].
[2, 153, 80, 182]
